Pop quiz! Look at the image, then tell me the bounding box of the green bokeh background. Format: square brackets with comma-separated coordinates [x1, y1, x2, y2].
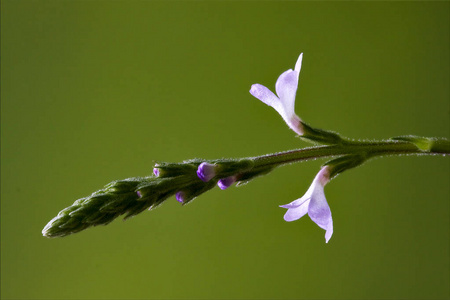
[1, 1, 449, 299]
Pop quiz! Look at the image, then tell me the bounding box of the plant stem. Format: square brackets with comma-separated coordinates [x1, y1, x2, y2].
[251, 138, 450, 169]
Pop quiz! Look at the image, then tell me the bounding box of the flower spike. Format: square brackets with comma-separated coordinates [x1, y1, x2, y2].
[280, 166, 333, 243]
[250, 53, 304, 135]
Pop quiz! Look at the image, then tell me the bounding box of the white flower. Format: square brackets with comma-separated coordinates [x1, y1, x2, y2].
[280, 166, 334, 243]
[250, 53, 304, 135]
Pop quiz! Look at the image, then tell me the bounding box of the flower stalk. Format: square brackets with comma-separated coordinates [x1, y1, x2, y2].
[251, 137, 450, 169]
[42, 137, 449, 238]
[42, 52, 449, 241]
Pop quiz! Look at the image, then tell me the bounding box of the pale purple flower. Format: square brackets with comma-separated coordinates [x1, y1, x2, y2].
[218, 176, 237, 190]
[250, 53, 304, 135]
[153, 167, 160, 177]
[197, 162, 217, 182]
[137, 191, 143, 198]
[280, 166, 333, 243]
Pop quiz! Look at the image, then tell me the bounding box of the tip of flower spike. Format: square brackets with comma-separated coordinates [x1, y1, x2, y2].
[217, 176, 237, 190]
[42, 216, 65, 238]
[41, 222, 52, 237]
[197, 162, 217, 182]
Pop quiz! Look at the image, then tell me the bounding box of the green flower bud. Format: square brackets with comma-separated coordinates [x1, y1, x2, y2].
[324, 154, 366, 179]
[391, 135, 449, 153]
[153, 162, 198, 178]
[176, 180, 217, 205]
[301, 122, 343, 145]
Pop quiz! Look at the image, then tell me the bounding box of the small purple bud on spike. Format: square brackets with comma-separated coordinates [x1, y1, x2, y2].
[176, 191, 185, 203]
[197, 162, 217, 182]
[137, 191, 142, 198]
[153, 167, 160, 177]
[218, 176, 237, 190]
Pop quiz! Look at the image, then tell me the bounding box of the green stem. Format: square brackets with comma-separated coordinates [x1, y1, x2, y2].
[251, 138, 450, 168]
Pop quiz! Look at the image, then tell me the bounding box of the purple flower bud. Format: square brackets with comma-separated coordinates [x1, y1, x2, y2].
[137, 191, 142, 198]
[197, 162, 217, 182]
[218, 176, 237, 190]
[153, 167, 160, 177]
[175, 191, 185, 203]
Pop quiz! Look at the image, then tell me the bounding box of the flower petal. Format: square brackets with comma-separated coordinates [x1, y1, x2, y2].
[250, 84, 282, 112]
[279, 196, 309, 209]
[275, 69, 299, 118]
[324, 220, 333, 243]
[294, 53, 303, 73]
[307, 184, 333, 233]
[283, 199, 310, 222]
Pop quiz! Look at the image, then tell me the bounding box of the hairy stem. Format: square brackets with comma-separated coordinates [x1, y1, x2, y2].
[251, 138, 450, 168]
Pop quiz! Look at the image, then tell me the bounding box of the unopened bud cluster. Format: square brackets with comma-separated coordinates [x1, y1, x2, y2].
[43, 158, 274, 238]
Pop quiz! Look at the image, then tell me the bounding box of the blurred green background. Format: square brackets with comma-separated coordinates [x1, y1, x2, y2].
[1, 1, 449, 299]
